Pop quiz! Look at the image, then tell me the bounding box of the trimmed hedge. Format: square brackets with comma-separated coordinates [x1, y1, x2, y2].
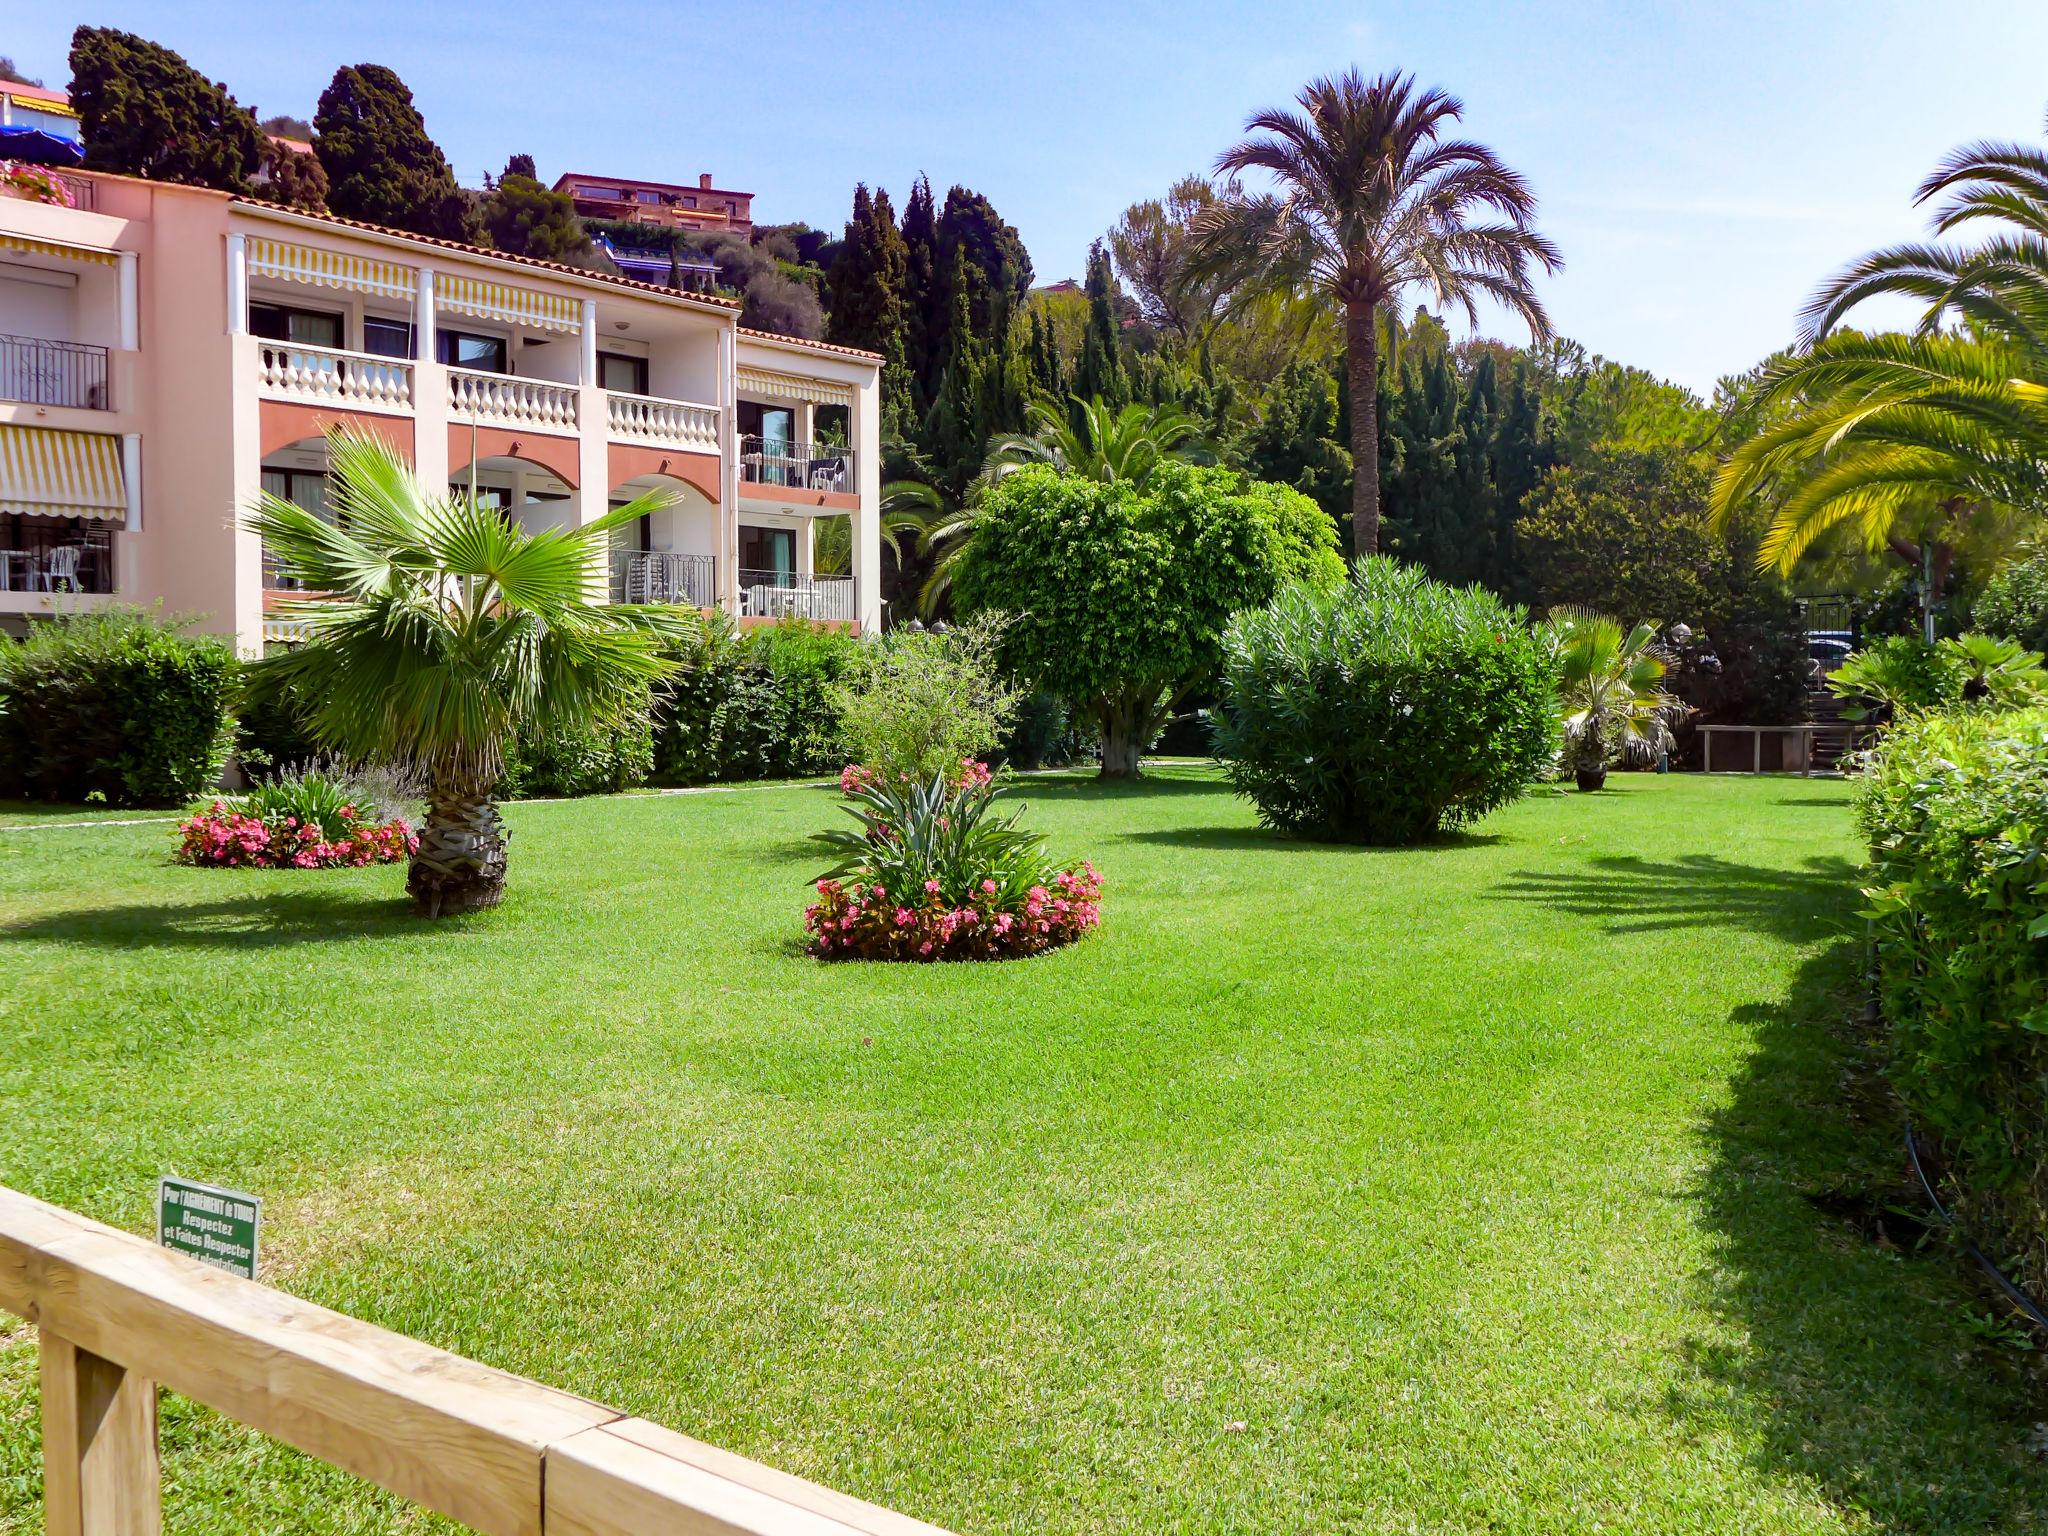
[500, 704, 656, 800]
[652, 616, 858, 784]
[0, 610, 238, 807]
[1213, 558, 1560, 844]
[1857, 706, 2048, 1297]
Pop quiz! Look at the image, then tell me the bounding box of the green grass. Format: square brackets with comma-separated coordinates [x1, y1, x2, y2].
[0, 770, 2039, 1533]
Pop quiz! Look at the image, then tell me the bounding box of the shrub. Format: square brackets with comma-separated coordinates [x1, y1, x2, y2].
[1213, 558, 1560, 844]
[1829, 632, 2044, 726]
[0, 608, 238, 806]
[1856, 706, 2048, 1297]
[1973, 546, 2048, 654]
[177, 765, 416, 869]
[652, 617, 858, 784]
[500, 701, 655, 799]
[999, 690, 1082, 771]
[806, 769, 1102, 961]
[828, 614, 1018, 783]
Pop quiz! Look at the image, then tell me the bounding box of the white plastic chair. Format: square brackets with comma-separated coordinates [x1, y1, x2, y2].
[41, 546, 81, 592]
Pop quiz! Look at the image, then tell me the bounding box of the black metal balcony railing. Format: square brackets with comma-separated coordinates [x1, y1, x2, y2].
[737, 569, 855, 622]
[0, 334, 110, 409]
[0, 523, 115, 594]
[737, 437, 854, 494]
[612, 550, 715, 608]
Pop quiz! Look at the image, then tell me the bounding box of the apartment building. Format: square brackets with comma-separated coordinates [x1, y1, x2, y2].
[553, 172, 753, 236]
[0, 167, 882, 650]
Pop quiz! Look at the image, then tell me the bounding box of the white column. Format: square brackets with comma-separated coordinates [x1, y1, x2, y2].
[580, 300, 598, 385]
[797, 517, 815, 580]
[225, 234, 248, 335]
[414, 267, 436, 363]
[852, 369, 882, 632]
[794, 398, 815, 449]
[117, 252, 138, 351]
[121, 434, 142, 533]
[717, 324, 739, 616]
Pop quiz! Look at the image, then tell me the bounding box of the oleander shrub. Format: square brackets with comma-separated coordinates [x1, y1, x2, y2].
[0, 608, 238, 806]
[1213, 558, 1560, 844]
[806, 768, 1102, 961]
[652, 616, 858, 783]
[177, 764, 416, 869]
[1856, 705, 2048, 1297]
[500, 698, 656, 799]
[1973, 545, 2048, 654]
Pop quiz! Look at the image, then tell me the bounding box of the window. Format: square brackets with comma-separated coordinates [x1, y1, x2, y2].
[362, 317, 413, 359]
[260, 468, 329, 589]
[725, 201, 737, 217]
[635, 189, 661, 204]
[739, 524, 796, 579]
[681, 196, 697, 209]
[598, 352, 648, 395]
[249, 304, 341, 348]
[437, 328, 508, 373]
[452, 482, 511, 511]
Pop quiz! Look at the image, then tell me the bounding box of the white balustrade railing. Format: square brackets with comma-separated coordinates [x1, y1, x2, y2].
[256, 343, 412, 411]
[606, 391, 720, 451]
[447, 368, 579, 432]
[611, 550, 715, 607]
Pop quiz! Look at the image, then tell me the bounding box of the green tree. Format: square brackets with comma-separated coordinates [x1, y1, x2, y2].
[1188, 69, 1561, 558]
[1543, 609, 1684, 789]
[314, 64, 476, 241]
[952, 461, 1342, 777]
[67, 26, 264, 192]
[900, 176, 943, 409]
[1518, 446, 1719, 625]
[1109, 174, 1228, 342]
[937, 185, 1033, 339]
[827, 183, 913, 431]
[478, 171, 593, 261]
[1239, 358, 1351, 527]
[984, 397, 1209, 487]
[1074, 241, 1128, 406]
[245, 431, 690, 916]
[253, 138, 328, 212]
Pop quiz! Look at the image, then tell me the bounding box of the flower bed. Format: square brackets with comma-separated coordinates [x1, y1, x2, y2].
[806, 765, 1102, 961]
[176, 801, 415, 869]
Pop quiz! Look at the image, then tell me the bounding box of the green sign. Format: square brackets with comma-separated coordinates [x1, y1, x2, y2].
[156, 1176, 260, 1279]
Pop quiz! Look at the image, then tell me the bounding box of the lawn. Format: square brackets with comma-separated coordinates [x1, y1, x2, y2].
[0, 769, 2039, 1533]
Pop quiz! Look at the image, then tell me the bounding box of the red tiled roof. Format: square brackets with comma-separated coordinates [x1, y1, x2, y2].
[1, 80, 71, 108]
[738, 327, 881, 363]
[228, 195, 744, 312]
[554, 172, 752, 201]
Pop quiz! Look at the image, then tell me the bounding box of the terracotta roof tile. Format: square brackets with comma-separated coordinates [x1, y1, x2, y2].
[737, 327, 882, 362]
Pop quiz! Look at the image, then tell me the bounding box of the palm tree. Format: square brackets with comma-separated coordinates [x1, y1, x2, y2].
[1187, 68, 1561, 558]
[1544, 609, 1686, 791]
[1711, 113, 2048, 626]
[981, 397, 1210, 486]
[245, 429, 693, 916]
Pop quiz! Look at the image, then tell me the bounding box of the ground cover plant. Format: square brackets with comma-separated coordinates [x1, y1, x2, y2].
[1, 772, 2041, 1533]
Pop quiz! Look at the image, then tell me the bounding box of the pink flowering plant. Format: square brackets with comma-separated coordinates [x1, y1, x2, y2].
[806, 766, 1102, 961]
[174, 768, 417, 870]
[0, 162, 75, 207]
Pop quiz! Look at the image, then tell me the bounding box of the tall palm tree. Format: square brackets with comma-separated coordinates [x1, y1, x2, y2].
[1712, 112, 2048, 621]
[1544, 609, 1685, 791]
[245, 430, 693, 916]
[982, 397, 1211, 486]
[1187, 68, 1561, 558]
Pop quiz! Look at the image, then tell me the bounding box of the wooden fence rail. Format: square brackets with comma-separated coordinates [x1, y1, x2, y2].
[0, 1184, 954, 1536]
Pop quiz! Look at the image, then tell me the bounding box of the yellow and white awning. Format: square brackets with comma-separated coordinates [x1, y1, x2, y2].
[437, 273, 581, 334]
[0, 232, 118, 268]
[246, 236, 417, 301]
[0, 426, 125, 520]
[736, 365, 851, 408]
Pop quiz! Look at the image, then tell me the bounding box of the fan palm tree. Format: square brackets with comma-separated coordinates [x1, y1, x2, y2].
[1544, 609, 1686, 791]
[1186, 68, 1561, 558]
[982, 397, 1211, 486]
[244, 429, 694, 917]
[1711, 112, 2048, 618]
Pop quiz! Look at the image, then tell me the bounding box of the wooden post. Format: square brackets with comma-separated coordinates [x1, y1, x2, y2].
[40, 1331, 161, 1536]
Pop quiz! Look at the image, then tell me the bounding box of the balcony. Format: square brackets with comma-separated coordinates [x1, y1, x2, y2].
[612, 550, 715, 607]
[448, 368, 579, 433]
[0, 334, 109, 410]
[738, 569, 854, 622]
[257, 342, 412, 412]
[738, 437, 854, 495]
[606, 391, 720, 452]
[0, 522, 114, 595]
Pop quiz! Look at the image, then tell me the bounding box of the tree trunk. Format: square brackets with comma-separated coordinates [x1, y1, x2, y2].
[1345, 298, 1381, 561]
[407, 780, 508, 918]
[1098, 692, 1147, 780]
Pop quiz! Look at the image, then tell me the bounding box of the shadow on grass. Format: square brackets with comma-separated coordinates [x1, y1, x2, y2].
[2, 890, 420, 949]
[1683, 941, 2042, 1529]
[1490, 852, 1860, 942]
[1123, 823, 1505, 853]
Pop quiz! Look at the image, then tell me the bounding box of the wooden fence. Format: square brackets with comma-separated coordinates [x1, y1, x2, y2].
[0, 1184, 955, 1536]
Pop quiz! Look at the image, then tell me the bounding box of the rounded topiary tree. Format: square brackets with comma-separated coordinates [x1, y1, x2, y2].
[1213, 557, 1559, 843]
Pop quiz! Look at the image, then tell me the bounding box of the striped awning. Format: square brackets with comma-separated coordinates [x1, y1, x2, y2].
[246, 236, 416, 300]
[437, 273, 581, 334]
[0, 232, 118, 268]
[262, 615, 314, 645]
[0, 426, 125, 519]
[736, 365, 851, 408]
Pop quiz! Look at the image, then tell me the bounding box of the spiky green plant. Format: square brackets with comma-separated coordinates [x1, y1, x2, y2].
[1542, 608, 1686, 789]
[981, 397, 1210, 487]
[244, 429, 695, 916]
[1185, 68, 1560, 557]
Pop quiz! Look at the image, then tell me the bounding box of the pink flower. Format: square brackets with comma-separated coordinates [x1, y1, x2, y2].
[981, 878, 997, 895]
[924, 879, 941, 895]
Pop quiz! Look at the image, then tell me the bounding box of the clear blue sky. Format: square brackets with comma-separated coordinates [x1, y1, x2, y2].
[13, 2, 2048, 394]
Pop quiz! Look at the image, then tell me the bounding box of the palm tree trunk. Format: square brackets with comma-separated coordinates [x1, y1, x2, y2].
[407, 777, 508, 918]
[1346, 299, 1381, 560]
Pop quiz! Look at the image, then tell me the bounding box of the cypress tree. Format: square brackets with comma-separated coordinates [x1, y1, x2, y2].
[67, 26, 265, 192]
[314, 64, 477, 242]
[900, 176, 943, 413]
[1074, 241, 1127, 407]
[826, 183, 909, 360]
